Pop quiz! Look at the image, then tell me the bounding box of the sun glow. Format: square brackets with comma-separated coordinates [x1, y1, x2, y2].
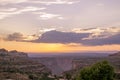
[0, 40, 120, 53]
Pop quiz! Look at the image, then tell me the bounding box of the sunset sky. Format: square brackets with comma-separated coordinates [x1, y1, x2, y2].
[0, 0, 120, 53]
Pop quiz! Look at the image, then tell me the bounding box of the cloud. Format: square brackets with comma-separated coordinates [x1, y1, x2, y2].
[32, 30, 90, 43]
[5, 32, 38, 41]
[5, 32, 25, 41]
[72, 27, 120, 40]
[29, 0, 80, 5]
[0, 0, 70, 20]
[0, 8, 17, 12]
[0, 0, 80, 5]
[0, 7, 46, 20]
[0, 7, 63, 20]
[0, 0, 28, 5]
[81, 33, 120, 45]
[34, 12, 64, 20]
[40, 13, 63, 20]
[39, 28, 56, 33]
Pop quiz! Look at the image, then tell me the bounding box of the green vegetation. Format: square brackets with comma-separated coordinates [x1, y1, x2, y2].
[76, 61, 114, 80]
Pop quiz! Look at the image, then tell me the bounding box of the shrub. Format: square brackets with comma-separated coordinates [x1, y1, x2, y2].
[76, 61, 114, 80]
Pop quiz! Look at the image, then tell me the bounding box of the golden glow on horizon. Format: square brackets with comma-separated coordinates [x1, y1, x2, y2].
[0, 40, 120, 53]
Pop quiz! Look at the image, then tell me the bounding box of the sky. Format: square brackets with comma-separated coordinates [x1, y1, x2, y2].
[0, 0, 120, 53]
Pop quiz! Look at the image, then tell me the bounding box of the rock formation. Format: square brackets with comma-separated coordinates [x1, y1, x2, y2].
[0, 48, 28, 57]
[0, 48, 51, 80]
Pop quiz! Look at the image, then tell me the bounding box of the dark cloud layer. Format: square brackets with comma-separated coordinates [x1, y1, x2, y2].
[4, 30, 120, 46]
[32, 30, 120, 45]
[32, 30, 90, 43]
[81, 33, 120, 45]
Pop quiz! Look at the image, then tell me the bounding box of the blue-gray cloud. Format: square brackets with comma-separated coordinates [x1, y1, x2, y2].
[81, 33, 120, 45]
[31, 30, 120, 45]
[32, 30, 90, 43]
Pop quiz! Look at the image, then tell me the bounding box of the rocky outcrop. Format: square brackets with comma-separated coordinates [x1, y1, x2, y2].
[0, 48, 28, 57]
[0, 57, 51, 80]
[0, 49, 51, 80]
[9, 50, 28, 57]
[0, 48, 8, 55]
